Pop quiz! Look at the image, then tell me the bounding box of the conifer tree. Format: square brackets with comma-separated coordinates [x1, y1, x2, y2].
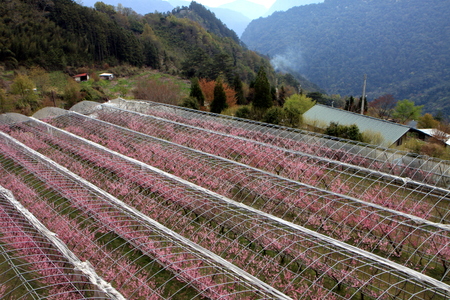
[357, 96, 368, 114]
[233, 74, 246, 105]
[345, 96, 355, 112]
[253, 67, 272, 110]
[189, 77, 205, 107]
[210, 77, 227, 114]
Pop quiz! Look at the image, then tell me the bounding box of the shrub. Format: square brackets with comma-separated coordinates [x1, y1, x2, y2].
[180, 96, 199, 110]
[282, 94, 314, 127]
[262, 106, 285, 125]
[133, 79, 182, 105]
[420, 143, 446, 158]
[362, 130, 385, 145]
[325, 122, 363, 142]
[235, 106, 252, 119]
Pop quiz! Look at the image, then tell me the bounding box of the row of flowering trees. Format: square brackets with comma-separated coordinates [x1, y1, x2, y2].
[0, 104, 449, 299]
[39, 112, 449, 280]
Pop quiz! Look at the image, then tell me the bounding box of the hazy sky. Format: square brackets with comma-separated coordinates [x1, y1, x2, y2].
[181, 0, 277, 8]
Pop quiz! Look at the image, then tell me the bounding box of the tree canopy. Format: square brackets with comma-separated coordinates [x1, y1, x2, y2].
[392, 99, 424, 124]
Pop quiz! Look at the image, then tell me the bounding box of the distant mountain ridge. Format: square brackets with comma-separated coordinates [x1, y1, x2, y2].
[264, 0, 322, 16]
[242, 0, 450, 115]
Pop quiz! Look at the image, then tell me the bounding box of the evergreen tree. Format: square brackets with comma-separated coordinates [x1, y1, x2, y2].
[253, 67, 272, 110]
[233, 74, 246, 105]
[189, 77, 205, 107]
[345, 96, 356, 112]
[307, 92, 327, 105]
[210, 78, 227, 114]
[357, 96, 368, 114]
[278, 86, 287, 106]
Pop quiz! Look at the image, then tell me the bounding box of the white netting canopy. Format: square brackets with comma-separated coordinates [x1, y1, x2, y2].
[0, 99, 449, 299]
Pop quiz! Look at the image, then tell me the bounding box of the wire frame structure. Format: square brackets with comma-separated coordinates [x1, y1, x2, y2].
[0, 186, 125, 300]
[95, 98, 450, 188]
[72, 101, 450, 224]
[0, 129, 291, 299]
[0, 100, 448, 299]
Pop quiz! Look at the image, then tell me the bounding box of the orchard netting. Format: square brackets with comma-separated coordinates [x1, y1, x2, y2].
[0, 99, 448, 299]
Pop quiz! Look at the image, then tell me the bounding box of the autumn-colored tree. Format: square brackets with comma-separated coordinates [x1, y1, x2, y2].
[368, 94, 397, 119]
[199, 78, 215, 105]
[418, 113, 439, 129]
[199, 78, 236, 108]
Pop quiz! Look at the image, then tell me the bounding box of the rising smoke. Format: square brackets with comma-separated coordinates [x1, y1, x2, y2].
[270, 46, 305, 74]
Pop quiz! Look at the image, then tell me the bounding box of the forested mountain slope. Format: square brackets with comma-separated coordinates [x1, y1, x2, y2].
[0, 0, 268, 84]
[242, 0, 450, 115]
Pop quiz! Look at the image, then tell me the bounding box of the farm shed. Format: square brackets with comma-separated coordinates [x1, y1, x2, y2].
[303, 104, 417, 147]
[415, 128, 450, 146]
[99, 72, 114, 80]
[73, 73, 89, 82]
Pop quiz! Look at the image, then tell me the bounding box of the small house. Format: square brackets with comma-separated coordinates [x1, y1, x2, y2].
[73, 73, 89, 82]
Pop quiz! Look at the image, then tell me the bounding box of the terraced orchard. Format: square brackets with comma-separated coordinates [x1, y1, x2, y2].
[0, 99, 449, 299]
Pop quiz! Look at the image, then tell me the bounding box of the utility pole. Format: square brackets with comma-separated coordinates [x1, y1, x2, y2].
[361, 74, 367, 115]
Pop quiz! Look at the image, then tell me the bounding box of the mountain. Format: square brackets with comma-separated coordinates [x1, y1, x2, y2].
[208, 7, 251, 37]
[0, 0, 262, 81]
[219, 0, 267, 20]
[242, 0, 450, 116]
[171, 2, 240, 44]
[264, 0, 322, 16]
[82, 0, 173, 14]
[166, 0, 191, 8]
[167, 0, 252, 38]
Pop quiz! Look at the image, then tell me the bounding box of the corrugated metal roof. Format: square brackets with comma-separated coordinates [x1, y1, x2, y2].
[303, 104, 411, 146]
[416, 128, 450, 146]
